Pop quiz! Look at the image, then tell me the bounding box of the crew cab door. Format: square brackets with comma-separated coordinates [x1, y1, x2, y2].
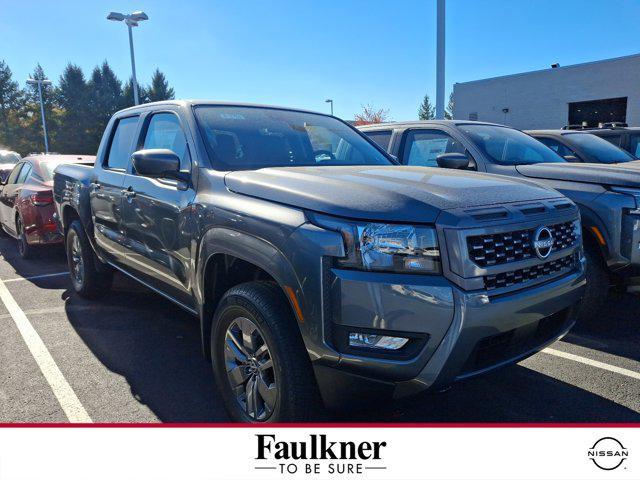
[120, 110, 196, 309]
[90, 115, 139, 264]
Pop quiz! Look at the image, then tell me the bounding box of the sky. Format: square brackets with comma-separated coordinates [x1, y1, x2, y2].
[2, 0, 640, 121]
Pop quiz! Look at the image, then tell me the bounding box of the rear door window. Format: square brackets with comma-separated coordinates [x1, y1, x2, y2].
[364, 130, 393, 150]
[16, 163, 32, 184]
[402, 129, 466, 167]
[106, 116, 139, 170]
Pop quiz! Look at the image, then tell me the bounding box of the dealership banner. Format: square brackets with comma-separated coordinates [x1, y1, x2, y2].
[0, 426, 636, 479]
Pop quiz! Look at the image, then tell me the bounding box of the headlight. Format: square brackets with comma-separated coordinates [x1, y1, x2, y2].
[310, 214, 441, 274]
[610, 187, 640, 209]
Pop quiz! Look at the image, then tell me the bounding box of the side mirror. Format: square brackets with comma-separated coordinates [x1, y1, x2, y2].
[563, 155, 580, 162]
[436, 152, 470, 170]
[131, 149, 181, 178]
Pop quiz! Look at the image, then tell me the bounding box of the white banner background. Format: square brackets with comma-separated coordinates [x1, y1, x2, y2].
[0, 427, 636, 479]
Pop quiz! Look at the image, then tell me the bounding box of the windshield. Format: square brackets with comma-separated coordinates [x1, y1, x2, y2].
[0, 151, 21, 164]
[564, 133, 636, 163]
[194, 106, 392, 170]
[459, 124, 565, 165]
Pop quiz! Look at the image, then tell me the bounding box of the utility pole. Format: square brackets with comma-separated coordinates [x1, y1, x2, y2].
[26, 77, 52, 153]
[435, 0, 445, 119]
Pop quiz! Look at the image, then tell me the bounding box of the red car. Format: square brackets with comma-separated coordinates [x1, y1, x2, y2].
[0, 154, 95, 258]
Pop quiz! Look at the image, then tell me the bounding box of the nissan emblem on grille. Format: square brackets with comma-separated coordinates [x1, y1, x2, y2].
[532, 226, 554, 260]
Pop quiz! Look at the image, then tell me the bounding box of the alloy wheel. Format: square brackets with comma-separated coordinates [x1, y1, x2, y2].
[70, 233, 84, 287]
[16, 220, 25, 256]
[224, 317, 278, 421]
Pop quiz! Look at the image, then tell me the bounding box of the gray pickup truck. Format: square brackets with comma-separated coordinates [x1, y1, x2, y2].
[53, 101, 584, 422]
[360, 120, 640, 319]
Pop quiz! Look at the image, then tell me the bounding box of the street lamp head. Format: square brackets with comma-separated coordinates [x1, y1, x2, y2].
[325, 99, 333, 103]
[129, 11, 148, 21]
[26, 79, 37, 85]
[107, 11, 125, 21]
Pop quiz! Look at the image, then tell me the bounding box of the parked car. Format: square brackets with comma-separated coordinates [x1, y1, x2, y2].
[526, 130, 639, 164]
[572, 125, 640, 158]
[54, 101, 584, 422]
[0, 150, 22, 184]
[0, 154, 95, 258]
[360, 120, 640, 320]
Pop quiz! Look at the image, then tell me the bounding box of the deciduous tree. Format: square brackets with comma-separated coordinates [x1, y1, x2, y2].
[353, 104, 390, 126]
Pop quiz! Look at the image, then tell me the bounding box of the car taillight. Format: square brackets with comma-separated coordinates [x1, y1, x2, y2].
[30, 191, 53, 206]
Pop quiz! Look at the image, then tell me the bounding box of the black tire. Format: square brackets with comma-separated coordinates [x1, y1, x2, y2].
[211, 281, 319, 423]
[16, 217, 33, 259]
[575, 239, 610, 323]
[65, 220, 113, 299]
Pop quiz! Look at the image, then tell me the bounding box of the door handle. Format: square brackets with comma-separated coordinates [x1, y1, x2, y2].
[122, 188, 136, 199]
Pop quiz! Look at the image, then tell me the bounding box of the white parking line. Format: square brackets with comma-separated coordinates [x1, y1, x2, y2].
[3, 272, 69, 283]
[0, 280, 92, 423]
[543, 347, 640, 380]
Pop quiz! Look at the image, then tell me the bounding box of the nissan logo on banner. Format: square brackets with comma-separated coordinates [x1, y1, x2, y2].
[532, 226, 554, 259]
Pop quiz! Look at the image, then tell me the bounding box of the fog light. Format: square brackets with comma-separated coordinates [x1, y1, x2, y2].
[348, 333, 409, 350]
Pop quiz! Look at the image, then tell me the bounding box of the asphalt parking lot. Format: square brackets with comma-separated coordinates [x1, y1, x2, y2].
[0, 235, 638, 423]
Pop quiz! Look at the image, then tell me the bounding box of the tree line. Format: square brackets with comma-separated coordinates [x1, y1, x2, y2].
[0, 60, 175, 156]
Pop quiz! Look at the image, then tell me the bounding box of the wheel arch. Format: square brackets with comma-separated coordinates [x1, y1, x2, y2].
[197, 227, 305, 359]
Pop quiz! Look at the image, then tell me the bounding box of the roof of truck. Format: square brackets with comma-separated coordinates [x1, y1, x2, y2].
[357, 119, 508, 130]
[116, 100, 328, 117]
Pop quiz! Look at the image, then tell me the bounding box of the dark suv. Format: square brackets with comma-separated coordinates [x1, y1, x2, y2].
[53, 104, 584, 422]
[360, 120, 640, 320]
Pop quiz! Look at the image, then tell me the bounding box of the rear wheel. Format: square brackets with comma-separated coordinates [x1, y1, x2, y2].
[16, 217, 33, 260]
[66, 220, 112, 299]
[211, 281, 319, 422]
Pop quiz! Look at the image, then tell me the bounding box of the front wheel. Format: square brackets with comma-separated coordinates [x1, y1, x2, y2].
[66, 220, 112, 299]
[211, 281, 319, 422]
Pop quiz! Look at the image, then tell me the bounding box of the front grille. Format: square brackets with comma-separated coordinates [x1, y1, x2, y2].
[484, 253, 577, 291]
[467, 221, 577, 267]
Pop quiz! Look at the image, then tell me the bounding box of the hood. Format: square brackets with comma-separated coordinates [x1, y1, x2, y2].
[516, 162, 640, 187]
[224, 166, 562, 223]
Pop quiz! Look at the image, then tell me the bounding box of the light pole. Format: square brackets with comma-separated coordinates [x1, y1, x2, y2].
[107, 10, 149, 105]
[325, 99, 334, 116]
[435, 0, 445, 119]
[26, 77, 52, 154]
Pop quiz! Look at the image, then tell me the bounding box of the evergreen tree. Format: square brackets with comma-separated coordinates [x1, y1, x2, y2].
[418, 94, 435, 120]
[87, 61, 123, 153]
[445, 91, 454, 120]
[121, 78, 148, 109]
[146, 69, 175, 103]
[0, 60, 22, 150]
[57, 64, 90, 154]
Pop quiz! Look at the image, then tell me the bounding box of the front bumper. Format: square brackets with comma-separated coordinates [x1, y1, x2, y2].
[315, 261, 585, 408]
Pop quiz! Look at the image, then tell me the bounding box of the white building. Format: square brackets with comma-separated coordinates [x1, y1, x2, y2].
[453, 53, 640, 129]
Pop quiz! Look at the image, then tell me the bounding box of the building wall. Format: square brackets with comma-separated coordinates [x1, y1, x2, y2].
[453, 54, 640, 129]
